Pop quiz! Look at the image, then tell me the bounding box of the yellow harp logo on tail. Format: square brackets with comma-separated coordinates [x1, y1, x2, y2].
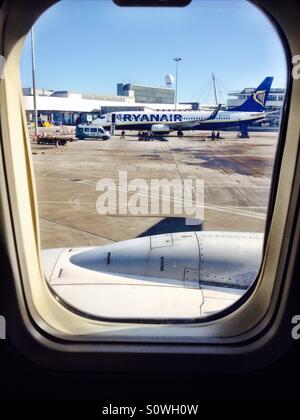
[253, 90, 266, 106]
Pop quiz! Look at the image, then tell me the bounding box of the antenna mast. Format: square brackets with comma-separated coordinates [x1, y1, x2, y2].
[212, 72, 218, 105]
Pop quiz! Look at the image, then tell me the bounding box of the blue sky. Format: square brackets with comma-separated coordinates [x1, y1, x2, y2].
[20, 0, 287, 103]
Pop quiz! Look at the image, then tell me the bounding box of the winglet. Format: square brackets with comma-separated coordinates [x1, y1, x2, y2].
[208, 104, 221, 120]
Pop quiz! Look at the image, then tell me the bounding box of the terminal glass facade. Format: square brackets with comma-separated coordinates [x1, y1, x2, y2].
[117, 83, 175, 104]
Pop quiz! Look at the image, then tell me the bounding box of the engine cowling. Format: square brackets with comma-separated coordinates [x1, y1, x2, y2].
[151, 124, 170, 134]
[42, 231, 264, 319]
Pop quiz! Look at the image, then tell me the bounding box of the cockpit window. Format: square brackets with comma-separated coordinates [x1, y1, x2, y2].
[21, 0, 287, 322]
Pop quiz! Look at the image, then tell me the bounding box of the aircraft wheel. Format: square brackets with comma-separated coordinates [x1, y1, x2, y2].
[177, 130, 184, 137]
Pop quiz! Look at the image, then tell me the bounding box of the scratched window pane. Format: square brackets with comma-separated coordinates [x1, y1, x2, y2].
[21, 0, 287, 322]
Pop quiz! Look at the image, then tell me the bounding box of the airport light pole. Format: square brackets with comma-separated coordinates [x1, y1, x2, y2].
[31, 27, 38, 136]
[174, 57, 182, 110]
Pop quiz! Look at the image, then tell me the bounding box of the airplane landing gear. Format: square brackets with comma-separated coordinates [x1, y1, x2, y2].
[239, 125, 249, 139]
[177, 130, 184, 137]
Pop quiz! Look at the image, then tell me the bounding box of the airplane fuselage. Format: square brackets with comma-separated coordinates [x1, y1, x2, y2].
[93, 110, 266, 132]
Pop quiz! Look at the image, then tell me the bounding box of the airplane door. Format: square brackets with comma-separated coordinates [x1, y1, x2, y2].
[111, 113, 116, 135]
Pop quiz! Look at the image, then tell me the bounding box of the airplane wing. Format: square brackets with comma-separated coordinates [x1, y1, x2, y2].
[265, 110, 282, 116]
[245, 110, 280, 123]
[167, 104, 222, 129]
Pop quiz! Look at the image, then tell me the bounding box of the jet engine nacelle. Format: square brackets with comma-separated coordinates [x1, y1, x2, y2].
[42, 231, 264, 319]
[151, 124, 170, 134]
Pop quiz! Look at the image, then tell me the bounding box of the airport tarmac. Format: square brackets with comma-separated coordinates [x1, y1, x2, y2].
[30, 131, 278, 249]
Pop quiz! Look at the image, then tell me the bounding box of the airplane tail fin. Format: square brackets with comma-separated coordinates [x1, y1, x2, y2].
[229, 77, 273, 112]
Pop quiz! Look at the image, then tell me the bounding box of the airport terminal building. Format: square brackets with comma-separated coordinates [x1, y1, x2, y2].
[23, 87, 138, 125]
[117, 83, 175, 104]
[23, 83, 179, 125]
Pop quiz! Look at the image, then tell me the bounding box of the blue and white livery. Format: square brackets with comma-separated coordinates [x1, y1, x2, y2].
[92, 77, 274, 137]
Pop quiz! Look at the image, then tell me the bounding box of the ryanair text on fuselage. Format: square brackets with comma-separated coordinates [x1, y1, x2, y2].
[117, 113, 184, 123]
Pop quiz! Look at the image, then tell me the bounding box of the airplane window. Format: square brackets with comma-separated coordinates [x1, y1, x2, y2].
[20, 0, 287, 323]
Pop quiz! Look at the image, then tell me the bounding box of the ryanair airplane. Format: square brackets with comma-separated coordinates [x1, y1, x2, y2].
[93, 77, 273, 137]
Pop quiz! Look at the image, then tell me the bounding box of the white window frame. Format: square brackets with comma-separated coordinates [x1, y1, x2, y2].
[0, 0, 300, 371]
